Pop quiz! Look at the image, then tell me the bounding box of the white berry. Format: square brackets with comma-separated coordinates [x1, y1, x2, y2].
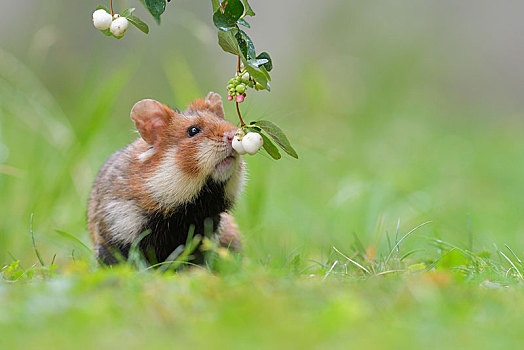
[232, 135, 247, 155]
[242, 132, 263, 155]
[110, 16, 129, 37]
[92, 9, 113, 30]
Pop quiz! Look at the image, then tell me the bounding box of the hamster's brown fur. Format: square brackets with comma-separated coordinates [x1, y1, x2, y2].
[87, 92, 245, 265]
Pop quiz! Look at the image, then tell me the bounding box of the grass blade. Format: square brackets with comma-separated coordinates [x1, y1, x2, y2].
[55, 230, 92, 252]
[333, 246, 370, 274]
[505, 244, 522, 264]
[385, 221, 432, 265]
[322, 260, 339, 280]
[30, 214, 45, 267]
[394, 218, 401, 253]
[499, 251, 523, 279]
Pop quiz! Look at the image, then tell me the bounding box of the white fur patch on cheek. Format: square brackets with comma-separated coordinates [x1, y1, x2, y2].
[146, 146, 205, 209]
[224, 158, 246, 202]
[103, 199, 146, 245]
[212, 156, 237, 183]
[197, 140, 237, 182]
[137, 147, 155, 162]
[196, 140, 218, 175]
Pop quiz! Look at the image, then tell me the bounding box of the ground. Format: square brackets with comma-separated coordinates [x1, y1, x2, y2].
[2, 256, 524, 349]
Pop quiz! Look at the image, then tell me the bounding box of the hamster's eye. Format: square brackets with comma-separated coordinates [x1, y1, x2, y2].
[187, 126, 201, 137]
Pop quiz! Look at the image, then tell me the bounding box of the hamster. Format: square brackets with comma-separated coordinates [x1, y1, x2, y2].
[87, 92, 245, 265]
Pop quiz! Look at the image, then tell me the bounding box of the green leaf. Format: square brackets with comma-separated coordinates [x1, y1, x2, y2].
[247, 58, 269, 68]
[218, 29, 240, 55]
[244, 64, 270, 91]
[259, 65, 271, 81]
[260, 133, 281, 160]
[235, 29, 255, 59]
[244, 125, 261, 133]
[242, 30, 255, 59]
[99, 28, 123, 39]
[407, 263, 427, 271]
[219, 28, 271, 91]
[438, 249, 469, 269]
[241, 0, 256, 16]
[235, 51, 270, 90]
[213, 0, 244, 31]
[121, 8, 136, 17]
[237, 18, 250, 28]
[211, 0, 221, 12]
[100, 28, 113, 36]
[96, 4, 111, 12]
[127, 15, 150, 34]
[235, 31, 248, 57]
[253, 120, 298, 158]
[140, 0, 166, 24]
[256, 52, 273, 72]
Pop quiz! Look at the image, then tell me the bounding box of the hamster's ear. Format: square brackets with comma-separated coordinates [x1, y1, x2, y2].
[205, 92, 225, 119]
[188, 92, 225, 119]
[130, 99, 174, 146]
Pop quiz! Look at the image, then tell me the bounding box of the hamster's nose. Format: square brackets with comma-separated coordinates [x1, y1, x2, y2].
[225, 133, 234, 144]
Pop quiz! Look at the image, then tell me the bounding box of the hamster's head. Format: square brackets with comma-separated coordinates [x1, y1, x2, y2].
[131, 92, 243, 184]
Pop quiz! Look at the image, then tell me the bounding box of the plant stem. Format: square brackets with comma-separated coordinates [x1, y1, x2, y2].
[110, 0, 114, 16]
[236, 101, 245, 127]
[235, 54, 245, 126]
[237, 54, 241, 73]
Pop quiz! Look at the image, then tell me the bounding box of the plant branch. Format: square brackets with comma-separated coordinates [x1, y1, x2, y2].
[236, 101, 245, 126]
[237, 54, 241, 73]
[236, 54, 245, 126]
[110, 0, 114, 16]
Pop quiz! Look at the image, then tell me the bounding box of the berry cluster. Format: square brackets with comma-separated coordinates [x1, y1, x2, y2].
[232, 130, 264, 155]
[226, 70, 264, 104]
[92, 9, 129, 37]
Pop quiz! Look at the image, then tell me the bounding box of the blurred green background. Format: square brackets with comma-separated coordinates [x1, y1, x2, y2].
[1, 0, 524, 265]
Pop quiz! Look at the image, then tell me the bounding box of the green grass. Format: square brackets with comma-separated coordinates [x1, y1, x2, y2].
[2, 238, 524, 349]
[3, 1, 524, 348]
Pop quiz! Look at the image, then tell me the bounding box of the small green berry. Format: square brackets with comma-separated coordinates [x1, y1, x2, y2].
[236, 84, 246, 94]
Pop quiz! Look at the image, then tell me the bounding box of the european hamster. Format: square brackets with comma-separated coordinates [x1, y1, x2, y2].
[87, 92, 245, 265]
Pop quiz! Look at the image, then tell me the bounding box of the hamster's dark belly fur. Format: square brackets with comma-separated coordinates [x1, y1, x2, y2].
[98, 179, 232, 265]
